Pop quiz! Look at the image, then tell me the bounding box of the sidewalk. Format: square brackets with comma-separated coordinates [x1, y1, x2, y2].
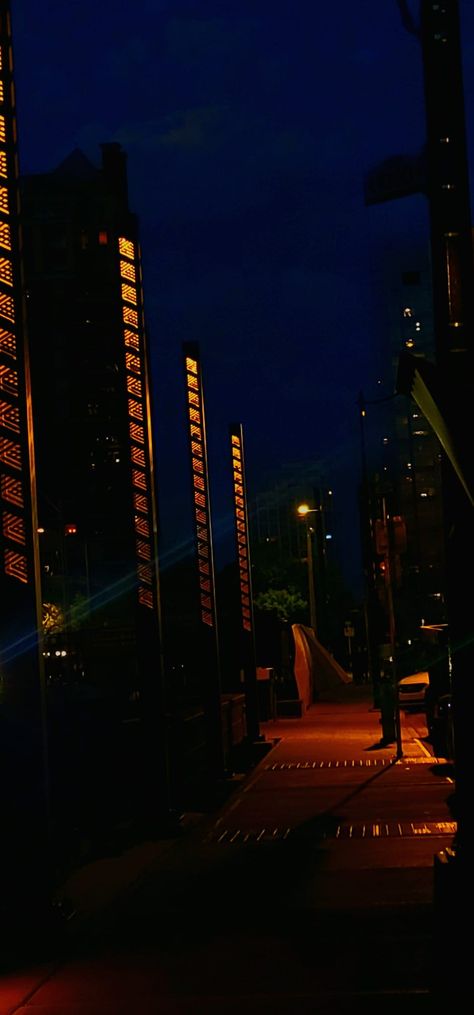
[0, 683, 456, 1013]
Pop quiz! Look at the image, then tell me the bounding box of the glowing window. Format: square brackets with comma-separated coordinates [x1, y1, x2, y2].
[4, 548, 28, 583]
[0, 222, 11, 249]
[98, 231, 108, 245]
[0, 151, 7, 178]
[192, 457, 204, 474]
[0, 81, 3, 102]
[193, 474, 205, 491]
[194, 492, 206, 508]
[187, 373, 199, 391]
[195, 508, 206, 525]
[0, 187, 9, 214]
[187, 390, 199, 407]
[188, 407, 201, 424]
[0, 117, 5, 142]
[186, 357, 198, 375]
[0, 257, 13, 285]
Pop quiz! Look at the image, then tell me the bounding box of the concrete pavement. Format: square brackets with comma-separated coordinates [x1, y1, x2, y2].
[0, 683, 457, 1012]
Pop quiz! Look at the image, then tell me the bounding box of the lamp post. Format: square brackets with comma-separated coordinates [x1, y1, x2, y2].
[297, 503, 318, 638]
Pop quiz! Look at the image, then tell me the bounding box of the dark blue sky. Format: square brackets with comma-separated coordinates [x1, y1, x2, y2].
[10, 1, 474, 595]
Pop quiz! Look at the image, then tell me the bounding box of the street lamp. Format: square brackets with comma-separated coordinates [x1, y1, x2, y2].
[297, 503, 318, 638]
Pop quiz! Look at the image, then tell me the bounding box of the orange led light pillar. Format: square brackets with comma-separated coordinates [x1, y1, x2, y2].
[0, 0, 50, 907]
[183, 341, 225, 779]
[229, 422, 260, 742]
[118, 233, 170, 814]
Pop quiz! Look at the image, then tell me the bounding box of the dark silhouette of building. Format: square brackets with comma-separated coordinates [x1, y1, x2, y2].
[20, 144, 169, 845]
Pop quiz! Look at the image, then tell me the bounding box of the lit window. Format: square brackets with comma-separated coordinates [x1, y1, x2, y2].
[403, 307, 413, 318]
[405, 338, 414, 348]
[0, 151, 7, 178]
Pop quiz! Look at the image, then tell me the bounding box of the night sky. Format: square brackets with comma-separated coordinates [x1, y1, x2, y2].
[10, 0, 474, 596]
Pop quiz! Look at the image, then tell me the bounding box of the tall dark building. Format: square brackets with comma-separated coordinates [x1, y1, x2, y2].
[21, 144, 168, 835]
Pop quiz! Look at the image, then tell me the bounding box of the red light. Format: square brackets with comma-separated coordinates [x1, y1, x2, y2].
[64, 523, 77, 535]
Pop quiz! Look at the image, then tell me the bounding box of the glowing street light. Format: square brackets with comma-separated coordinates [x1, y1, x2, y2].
[296, 503, 318, 637]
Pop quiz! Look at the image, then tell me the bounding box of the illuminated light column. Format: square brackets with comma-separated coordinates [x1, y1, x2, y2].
[0, 1, 50, 902]
[118, 233, 170, 813]
[229, 422, 260, 742]
[183, 341, 225, 779]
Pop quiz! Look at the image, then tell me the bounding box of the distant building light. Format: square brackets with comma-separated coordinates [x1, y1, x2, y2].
[403, 307, 413, 317]
[37, 526, 45, 533]
[405, 338, 415, 348]
[415, 322, 421, 331]
[98, 231, 108, 245]
[382, 437, 389, 445]
[64, 523, 77, 535]
[325, 533, 332, 540]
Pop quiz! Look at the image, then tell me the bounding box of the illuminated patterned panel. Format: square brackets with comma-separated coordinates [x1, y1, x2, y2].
[0, 398, 19, 431]
[0, 362, 17, 393]
[0, 291, 14, 320]
[118, 235, 155, 611]
[118, 237, 134, 259]
[0, 17, 28, 592]
[0, 255, 12, 284]
[120, 259, 136, 282]
[121, 283, 136, 305]
[2, 509, 25, 544]
[5, 548, 27, 583]
[1, 473, 23, 506]
[0, 220, 11, 248]
[184, 351, 216, 628]
[0, 185, 9, 213]
[124, 328, 139, 350]
[0, 326, 15, 357]
[230, 429, 252, 632]
[128, 398, 143, 421]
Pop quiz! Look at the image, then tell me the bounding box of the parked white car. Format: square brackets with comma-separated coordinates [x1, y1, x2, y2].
[397, 670, 430, 709]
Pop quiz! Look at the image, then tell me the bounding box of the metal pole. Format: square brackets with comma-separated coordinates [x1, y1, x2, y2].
[306, 520, 318, 638]
[382, 497, 403, 758]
